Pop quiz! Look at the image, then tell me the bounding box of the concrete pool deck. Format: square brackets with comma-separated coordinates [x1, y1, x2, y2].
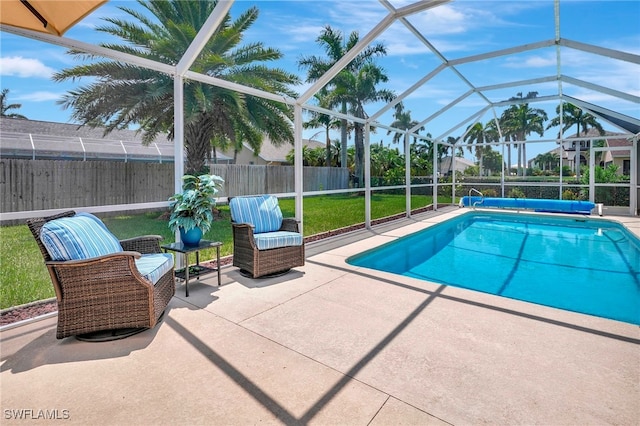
[2, 207, 639, 425]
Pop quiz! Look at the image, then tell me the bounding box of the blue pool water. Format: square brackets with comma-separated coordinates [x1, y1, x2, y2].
[347, 212, 640, 325]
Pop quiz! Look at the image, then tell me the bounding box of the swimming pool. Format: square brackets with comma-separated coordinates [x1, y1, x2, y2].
[347, 212, 640, 325]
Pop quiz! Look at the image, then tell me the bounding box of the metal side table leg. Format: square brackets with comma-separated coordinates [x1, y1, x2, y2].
[216, 245, 221, 286]
[184, 252, 190, 297]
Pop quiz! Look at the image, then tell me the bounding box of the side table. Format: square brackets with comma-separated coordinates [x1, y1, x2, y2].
[161, 240, 222, 297]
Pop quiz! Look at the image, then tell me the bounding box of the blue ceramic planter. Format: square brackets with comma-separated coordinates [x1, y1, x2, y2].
[179, 226, 203, 245]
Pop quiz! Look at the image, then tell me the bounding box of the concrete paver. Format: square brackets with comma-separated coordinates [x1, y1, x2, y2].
[2, 208, 638, 425]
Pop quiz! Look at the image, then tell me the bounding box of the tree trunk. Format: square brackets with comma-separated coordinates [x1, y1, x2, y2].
[354, 122, 364, 187]
[575, 124, 582, 179]
[340, 101, 348, 170]
[184, 121, 212, 175]
[325, 127, 331, 167]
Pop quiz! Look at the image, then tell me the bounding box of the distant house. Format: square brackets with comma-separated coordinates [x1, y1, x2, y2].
[559, 128, 630, 172]
[438, 156, 475, 176]
[0, 117, 323, 166]
[0, 117, 178, 162]
[529, 129, 631, 175]
[604, 137, 632, 175]
[222, 139, 325, 166]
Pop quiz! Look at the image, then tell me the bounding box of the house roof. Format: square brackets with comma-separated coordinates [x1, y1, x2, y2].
[606, 137, 632, 157]
[0, 117, 235, 162]
[571, 128, 631, 157]
[244, 138, 325, 163]
[538, 128, 631, 159]
[439, 156, 474, 172]
[0, 116, 160, 142]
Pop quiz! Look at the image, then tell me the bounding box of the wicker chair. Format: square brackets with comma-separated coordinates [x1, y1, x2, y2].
[230, 195, 305, 278]
[27, 211, 175, 340]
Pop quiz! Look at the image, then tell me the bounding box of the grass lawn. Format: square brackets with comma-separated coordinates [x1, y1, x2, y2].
[0, 193, 449, 309]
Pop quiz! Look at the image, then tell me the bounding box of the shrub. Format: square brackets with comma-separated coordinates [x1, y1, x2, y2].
[508, 187, 526, 198]
[560, 165, 574, 177]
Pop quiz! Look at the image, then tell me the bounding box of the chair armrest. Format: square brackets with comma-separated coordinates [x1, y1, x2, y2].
[232, 223, 257, 249]
[280, 218, 300, 233]
[44, 252, 153, 305]
[120, 235, 164, 254]
[45, 251, 142, 266]
[232, 222, 255, 229]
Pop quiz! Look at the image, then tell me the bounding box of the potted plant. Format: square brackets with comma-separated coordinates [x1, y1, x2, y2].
[169, 174, 224, 245]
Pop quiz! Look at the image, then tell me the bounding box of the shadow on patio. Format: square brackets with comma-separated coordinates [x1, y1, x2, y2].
[2, 208, 638, 425]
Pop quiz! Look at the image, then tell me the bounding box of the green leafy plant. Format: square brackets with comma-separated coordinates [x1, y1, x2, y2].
[562, 189, 577, 200]
[483, 188, 498, 197]
[508, 187, 526, 198]
[169, 174, 224, 234]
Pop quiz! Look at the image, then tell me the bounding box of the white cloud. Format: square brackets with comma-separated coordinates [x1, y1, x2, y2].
[503, 54, 556, 69]
[405, 4, 472, 36]
[0, 56, 55, 78]
[15, 91, 62, 102]
[282, 23, 327, 44]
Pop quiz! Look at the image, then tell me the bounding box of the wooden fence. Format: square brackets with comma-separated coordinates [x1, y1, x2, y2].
[0, 159, 349, 213]
[210, 164, 349, 197]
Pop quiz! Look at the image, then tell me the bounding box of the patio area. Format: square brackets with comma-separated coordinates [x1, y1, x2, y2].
[2, 207, 639, 425]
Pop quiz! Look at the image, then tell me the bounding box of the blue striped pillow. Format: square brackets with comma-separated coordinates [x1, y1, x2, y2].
[40, 215, 123, 261]
[230, 195, 283, 234]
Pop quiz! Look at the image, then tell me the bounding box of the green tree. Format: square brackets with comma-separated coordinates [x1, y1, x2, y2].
[546, 102, 604, 178]
[464, 122, 496, 177]
[54, 0, 299, 175]
[534, 152, 560, 171]
[331, 62, 394, 186]
[500, 92, 548, 176]
[370, 142, 404, 184]
[304, 90, 342, 167]
[408, 137, 435, 177]
[0, 89, 27, 119]
[481, 149, 504, 175]
[298, 25, 389, 183]
[444, 136, 461, 176]
[387, 103, 424, 145]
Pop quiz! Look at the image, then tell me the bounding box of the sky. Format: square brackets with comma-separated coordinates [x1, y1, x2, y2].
[1, 0, 639, 163]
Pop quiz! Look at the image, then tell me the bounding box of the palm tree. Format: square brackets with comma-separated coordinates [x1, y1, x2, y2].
[333, 62, 395, 186]
[464, 122, 490, 176]
[546, 102, 604, 178]
[500, 92, 548, 176]
[534, 152, 559, 171]
[387, 103, 424, 145]
[304, 90, 342, 167]
[0, 89, 27, 119]
[298, 25, 387, 174]
[444, 136, 460, 176]
[54, 0, 299, 175]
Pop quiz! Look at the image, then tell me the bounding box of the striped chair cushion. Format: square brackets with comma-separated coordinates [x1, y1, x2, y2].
[40, 214, 123, 261]
[230, 195, 283, 234]
[135, 253, 174, 284]
[254, 231, 303, 250]
[75, 212, 113, 233]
